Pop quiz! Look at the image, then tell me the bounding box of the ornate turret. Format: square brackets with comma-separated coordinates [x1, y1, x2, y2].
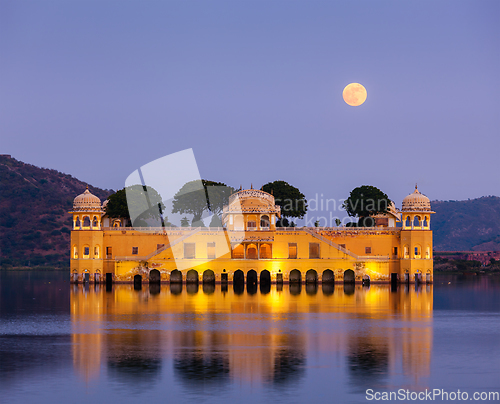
[69, 187, 105, 284]
[400, 185, 434, 283]
[222, 188, 281, 231]
[69, 187, 104, 230]
[401, 185, 434, 230]
[402, 185, 432, 212]
[71, 186, 104, 213]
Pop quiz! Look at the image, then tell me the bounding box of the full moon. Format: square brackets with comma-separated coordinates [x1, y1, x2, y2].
[342, 83, 367, 106]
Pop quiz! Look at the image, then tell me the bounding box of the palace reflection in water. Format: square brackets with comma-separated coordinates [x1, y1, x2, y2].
[71, 283, 433, 391]
[71, 284, 432, 387]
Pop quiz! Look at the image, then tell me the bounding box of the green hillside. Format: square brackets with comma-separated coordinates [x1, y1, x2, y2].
[431, 197, 500, 251]
[0, 155, 111, 267]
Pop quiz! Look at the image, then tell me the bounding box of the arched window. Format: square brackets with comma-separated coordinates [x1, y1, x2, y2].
[83, 245, 90, 259]
[247, 215, 257, 230]
[231, 244, 244, 259]
[73, 245, 78, 259]
[259, 243, 272, 259]
[404, 245, 409, 259]
[426, 246, 431, 259]
[413, 216, 421, 227]
[414, 245, 421, 259]
[260, 215, 270, 229]
[94, 245, 100, 258]
[75, 217, 81, 229]
[246, 244, 258, 259]
[83, 216, 91, 228]
[234, 215, 244, 230]
[92, 216, 98, 228]
[405, 216, 411, 228]
[423, 216, 429, 228]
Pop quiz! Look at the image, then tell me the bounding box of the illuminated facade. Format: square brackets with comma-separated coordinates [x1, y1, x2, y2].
[69, 186, 434, 284]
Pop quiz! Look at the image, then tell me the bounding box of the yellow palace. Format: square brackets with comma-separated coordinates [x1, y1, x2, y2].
[69, 186, 434, 285]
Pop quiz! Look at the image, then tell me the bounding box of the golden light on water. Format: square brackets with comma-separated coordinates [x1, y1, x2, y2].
[343, 83, 367, 106]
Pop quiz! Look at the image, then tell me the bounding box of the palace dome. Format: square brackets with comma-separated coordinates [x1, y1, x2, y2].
[72, 187, 103, 212]
[401, 186, 431, 212]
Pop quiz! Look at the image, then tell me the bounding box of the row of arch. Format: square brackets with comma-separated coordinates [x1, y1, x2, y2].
[73, 215, 101, 230]
[133, 278, 347, 296]
[402, 215, 430, 229]
[73, 244, 100, 259]
[142, 269, 357, 284]
[403, 244, 431, 259]
[230, 214, 273, 231]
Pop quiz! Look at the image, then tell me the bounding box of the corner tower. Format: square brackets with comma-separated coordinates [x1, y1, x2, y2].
[400, 186, 435, 283]
[69, 187, 105, 283]
[222, 188, 281, 231]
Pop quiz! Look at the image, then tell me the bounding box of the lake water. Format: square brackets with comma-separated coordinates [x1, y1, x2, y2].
[1, 271, 499, 403]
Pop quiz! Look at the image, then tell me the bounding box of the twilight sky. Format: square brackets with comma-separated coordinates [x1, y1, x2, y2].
[1, 1, 499, 218]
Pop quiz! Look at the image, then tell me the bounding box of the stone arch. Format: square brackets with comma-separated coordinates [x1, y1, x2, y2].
[289, 269, 302, 284]
[92, 215, 98, 228]
[413, 215, 421, 227]
[170, 269, 182, 283]
[305, 269, 318, 284]
[322, 269, 334, 283]
[246, 215, 257, 230]
[260, 215, 270, 229]
[83, 216, 91, 228]
[405, 216, 411, 228]
[186, 269, 199, 284]
[414, 244, 422, 258]
[232, 244, 244, 259]
[134, 274, 142, 288]
[344, 269, 355, 283]
[75, 217, 81, 229]
[149, 269, 161, 283]
[423, 216, 429, 227]
[233, 269, 244, 284]
[82, 244, 90, 259]
[203, 269, 215, 284]
[260, 269, 271, 285]
[259, 243, 272, 259]
[246, 244, 258, 259]
[234, 215, 244, 230]
[260, 270, 271, 294]
[247, 269, 257, 285]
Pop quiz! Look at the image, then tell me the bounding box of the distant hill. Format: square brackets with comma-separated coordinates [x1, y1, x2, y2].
[1, 155, 500, 267]
[432, 197, 500, 251]
[0, 155, 112, 267]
